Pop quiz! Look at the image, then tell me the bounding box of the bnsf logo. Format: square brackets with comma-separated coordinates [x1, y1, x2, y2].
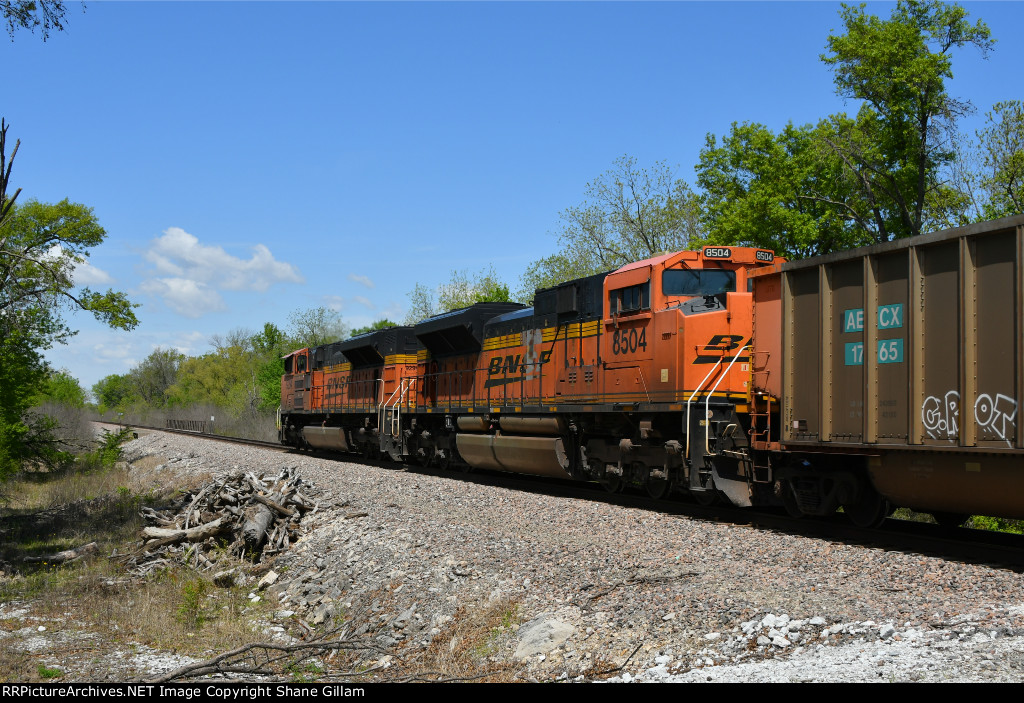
[484, 350, 552, 389]
[755, 250, 774, 262]
[486, 350, 552, 375]
[693, 334, 750, 364]
[703, 247, 731, 259]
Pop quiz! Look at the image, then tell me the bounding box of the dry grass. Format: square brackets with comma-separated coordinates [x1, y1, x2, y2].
[0, 444, 272, 682]
[398, 597, 523, 683]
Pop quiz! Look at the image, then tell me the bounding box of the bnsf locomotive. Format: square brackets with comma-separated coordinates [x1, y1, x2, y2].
[280, 214, 1024, 527]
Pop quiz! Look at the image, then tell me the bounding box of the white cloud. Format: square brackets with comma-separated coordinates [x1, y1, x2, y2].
[140, 277, 226, 318]
[322, 295, 377, 313]
[145, 228, 304, 291]
[44, 244, 115, 286]
[348, 273, 375, 289]
[92, 343, 134, 362]
[140, 227, 304, 317]
[73, 259, 115, 286]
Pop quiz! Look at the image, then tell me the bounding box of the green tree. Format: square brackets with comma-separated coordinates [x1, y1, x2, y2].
[92, 373, 134, 413]
[167, 332, 272, 418]
[36, 368, 86, 407]
[405, 267, 514, 324]
[819, 0, 993, 240]
[0, 318, 54, 472]
[978, 100, 1024, 219]
[2, 0, 71, 41]
[1, 199, 139, 336]
[697, 121, 871, 258]
[520, 155, 702, 298]
[0, 120, 138, 476]
[349, 318, 398, 337]
[128, 348, 184, 407]
[251, 322, 290, 410]
[287, 306, 346, 349]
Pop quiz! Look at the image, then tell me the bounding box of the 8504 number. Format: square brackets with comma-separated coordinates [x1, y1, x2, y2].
[612, 327, 647, 355]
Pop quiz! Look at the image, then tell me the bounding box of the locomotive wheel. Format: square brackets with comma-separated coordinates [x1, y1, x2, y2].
[362, 443, 379, 461]
[436, 449, 451, 471]
[600, 474, 623, 494]
[843, 489, 890, 528]
[416, 446, 433, 467]
[781, 481, 804, 518]
[646, 475, 671, 500]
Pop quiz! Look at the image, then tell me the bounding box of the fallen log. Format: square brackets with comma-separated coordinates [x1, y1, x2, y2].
[242, 504, 276, 550]
[252, 493, 296, 517]
[142, 517, 228, 543]
[24, 541, 99, 564]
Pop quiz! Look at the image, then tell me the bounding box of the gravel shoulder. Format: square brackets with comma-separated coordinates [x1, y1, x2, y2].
[6, 429, 1024, 683]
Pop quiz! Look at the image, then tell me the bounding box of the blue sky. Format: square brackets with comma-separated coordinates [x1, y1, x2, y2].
[5, 1, 1022, 394]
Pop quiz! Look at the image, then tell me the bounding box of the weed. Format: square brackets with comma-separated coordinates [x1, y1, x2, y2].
[890, 508, 937, 524]
[177, 578, 209, 630]
[967, 516, 1024, 534]
[289, 660, 325, 683]
[37, 664, 61, 679]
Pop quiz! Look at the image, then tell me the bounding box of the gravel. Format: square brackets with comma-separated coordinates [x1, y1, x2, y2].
[73, 431, 1024, 680]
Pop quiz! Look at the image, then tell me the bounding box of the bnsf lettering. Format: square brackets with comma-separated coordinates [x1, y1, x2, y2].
[755, 250, 774, 262]
[487, 355, 523, 374]
[703, 247, 731, 259]
[486, 350, 552, 375]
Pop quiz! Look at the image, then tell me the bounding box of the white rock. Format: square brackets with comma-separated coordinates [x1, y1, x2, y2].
[704, 632, 722, 641]
[515, 615, 574, 659]
[257, 570, 279, 590]
[771, 636, 791, 648]
[879, 624, 896, 640]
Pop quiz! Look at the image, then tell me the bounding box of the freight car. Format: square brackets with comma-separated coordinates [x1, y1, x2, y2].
[279, 213, 1024, 527]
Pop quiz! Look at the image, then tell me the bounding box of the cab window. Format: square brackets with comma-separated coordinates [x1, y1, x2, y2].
[662, 269, 736, 297]
[610, 282, 650, 313]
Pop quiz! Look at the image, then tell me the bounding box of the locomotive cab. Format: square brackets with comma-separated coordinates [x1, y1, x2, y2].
[601, 246, 776, 406]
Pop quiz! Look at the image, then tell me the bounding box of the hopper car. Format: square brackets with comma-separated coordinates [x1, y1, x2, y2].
[280, 214, 1024, 527]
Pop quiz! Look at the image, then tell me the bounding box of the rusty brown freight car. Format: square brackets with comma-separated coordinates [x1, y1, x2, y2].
[751, 214, 1024, 522]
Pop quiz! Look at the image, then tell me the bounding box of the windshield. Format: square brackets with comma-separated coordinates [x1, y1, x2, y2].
[662, 269, 736, 297]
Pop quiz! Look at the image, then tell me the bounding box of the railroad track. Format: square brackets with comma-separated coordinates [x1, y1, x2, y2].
[108, 422, 1024, 570]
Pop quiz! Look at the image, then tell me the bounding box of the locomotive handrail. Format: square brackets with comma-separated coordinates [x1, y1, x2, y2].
[705, 344, 750, 457]
[685, 360, 724, 459]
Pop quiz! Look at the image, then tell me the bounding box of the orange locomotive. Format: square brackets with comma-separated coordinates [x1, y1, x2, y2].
[282, 215, 1024, 527]
[281, 245, 781, 506]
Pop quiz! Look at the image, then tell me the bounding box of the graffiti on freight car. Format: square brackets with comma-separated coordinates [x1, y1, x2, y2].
[920, 390, 1018, 445]
[975, 393, 1018, 446]
[922, 390, 960, 439]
